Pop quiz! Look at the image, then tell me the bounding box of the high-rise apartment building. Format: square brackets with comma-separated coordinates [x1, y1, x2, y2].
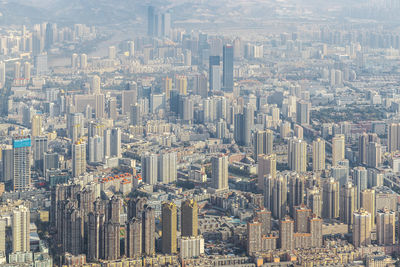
[141, 153, 158, 185]
[322, 178, 339, 219]
[361, 189, 376, 228]
[332, 134, 345, 166]
[211, 154, 229, 191]
[254, 129, 274, 158]
[162, 202, 177, 254]
[312, 138, 325, 171]
[12, 205, 30, 252]
[158, 152, 177, 184]
[257, 153, 276, 190]
[376, 209, 395, 245]
[288, 138, 307, 173]
[181, 199, 198, 237]
[72, 140, 86, 177]
[353, 209, 371, 247]
[339, 182, 356, 225]
[12, 137, 32, 191]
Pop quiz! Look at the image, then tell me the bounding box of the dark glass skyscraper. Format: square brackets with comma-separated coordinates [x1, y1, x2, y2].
[147, 6, 155, 37]
[209, 56, 220, 92]
[223, 44, 234, 91]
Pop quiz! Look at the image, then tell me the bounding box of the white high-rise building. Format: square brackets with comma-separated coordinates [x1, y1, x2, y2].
[312, 138, 325, 171]
[158, 152, 177, 184]
[91, 75, 101, 95]
[88, 135, 104, 163]
[0, 61, 5, 88]
[288, 138, 307, 173]
[12, 205, 30, 253]
[141, 153, 158, 185]
[72, 141, 86, 177]
[332, 134, 345, 166]
[211, 155, 229, 191]
[110, 128, 121, 158]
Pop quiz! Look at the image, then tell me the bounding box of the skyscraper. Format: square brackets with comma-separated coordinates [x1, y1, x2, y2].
[147, 6, 155, 37]
[125, 218, 142, 258]
[279, 216, 294, 250]
[110, 128, 121, 158]
[257, 153, 276, 190]
[91, 75, 101, 95]
[142, 206, 155, 255]
[388, 123, 400, 153]
[158, 152, 177, 184]
[67, 113, 84, 142]
[72, 140, 86, 177]
[141, 153, 158, 185]
[247, 221, 262, 255]
[312, 138, 325, 171]
[353, 209, 371, 247]
[296, 100, 310, 125]
[234, 104, 254, 147]
[209, 56, 221, 92]
[254, 129, 274, 159]
[88, 135, 104, 163]
[353, 166, 368, 209]
[12, 137, 32, 191]
[322, 178, 339, 219]
[211, 154, 229, 191]
[294, 205, 311, 233]
[376, 209, 395, 245]
[272, 176, 287, 219]
[162, 202, 177, 254]
[122, 85, 138, 115]
[104, 221, 120, 260]
[306, 187, 322, 218]
[181, 199, 198, 237]
[31, 114, 42, 137]
[32, 136, 48, 172]
[222, 44, 234, 91]
[367, 142, 381, 168]
[288, 138, 307, 173]
[361, 189, 375, 228]
[332, 134, 345, 166]
[12, 205, 30, 252]
[339, 182, 356, 225]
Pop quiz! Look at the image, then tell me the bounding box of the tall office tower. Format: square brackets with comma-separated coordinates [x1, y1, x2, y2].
[72, 141, 86, 177]
[209, 56, 221, 92]
[12, 137, 32, 191]
[279, 216, 294, 250]
[263, 176, 274, 213]
[234, 104, 254, 146]
[107, 97, 117, 120]
[110, 128, 121, 157]
[44, 22, 53, 50]
[67, 113, 84, 142]
[353, 166, 368, 209]
[339, 182, 356, 225]
[104, 221, 120, 260]
[294, 205, 311, 233]
[12, 205, 30, 252]
[80, 53, 87, 69]
[130, 103, 142, 126]
[247, 221, 262, 255]
[361, 189, 375, 228]
[24, 62, 30, 82]
[158, 152, 177, 184]
[257, 154, 276, 190]
[128, 40, 135, 57]
[147, 6, 155, 36]
[353, 209, 372, 247]
[306, 187, 322, 218]
[181, 199, 198, 237]
[289, 175, 305, 213]
[388, 123, 400, 152]
[312, 138, 325, 171]
[376, 209, 395, 245]
[272, 176, 288, 219]
[358, 133, 369, 164]
[211, 154, 229, 191]
[125, 218, 142, 258]
[122, 84, 138, 114]
[31, 114, 42, 137]
[161, 12, 171, 37]
[88, 135, 104, 163]
[14, 61, 21, 81]
[32, 136, 48, 171]
[91, 75, 101, 95]
[367, 142, 381, 168]
[0, 61, 5, 88]
[108, 46, 116, 60]
[0, 219, 5, 254]
[332, 134, 345, 166]
[176, 76, 188, 95]
[141, 153, 158, 185]
[322, 178, 339, 219]
[296, 100, 310, 125]
[88, 212, 104, 261]
[222, 44, 234, 91]
[162, 202, 177, 254]
[254, 129, 274, 158]
[142, 206, 155, 255]
[163, 76, 172, 100]
[288, 138, 307, 173]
